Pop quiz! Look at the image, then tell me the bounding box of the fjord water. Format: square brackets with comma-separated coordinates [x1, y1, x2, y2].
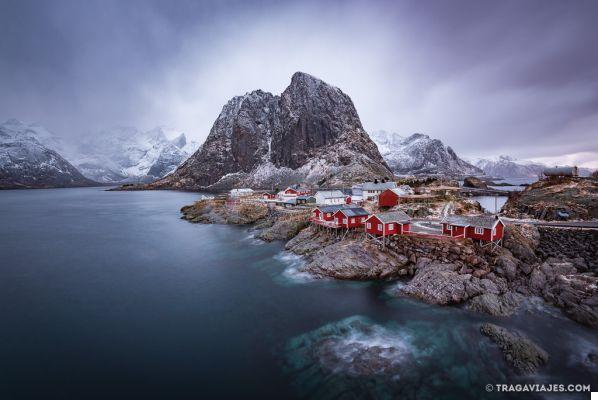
[0, 188, 596, 399]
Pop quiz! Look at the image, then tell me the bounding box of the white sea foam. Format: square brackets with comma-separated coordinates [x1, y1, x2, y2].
[273, 251, 317, 284]
[315, 319, 414, 378]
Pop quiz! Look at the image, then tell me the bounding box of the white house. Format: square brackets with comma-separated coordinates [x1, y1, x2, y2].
[361, 181, 397, 200]
[314, 190, 346, 205]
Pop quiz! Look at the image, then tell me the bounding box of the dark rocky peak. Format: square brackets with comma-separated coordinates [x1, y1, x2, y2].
[148, 72, 391, 190]
[273, 72, 370, 169]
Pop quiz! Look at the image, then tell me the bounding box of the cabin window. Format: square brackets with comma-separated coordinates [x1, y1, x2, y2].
[378, 224, 382, 231]
[388, 223, 394, 230]
[343, 218, 348, 224]
[447, 225, 452, 232]
[326, 213, 331, 218]
[350, 218, 355, 223]
[366, 222, 371, 229]
[475, 227, 484, 235]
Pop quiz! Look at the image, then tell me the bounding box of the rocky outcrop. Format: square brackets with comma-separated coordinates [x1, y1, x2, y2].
[467, 292, 524, 316]
[463, 176, 488, 189]
[257, 211, 310, 241]
[503, 177, 598, 220]
[536, 264, 598, 328]
[287, 232, 409, 280]
[536, 227, 597, 272]
[180, 199, 269, 225]
[401, 259, 504, 305]
[147, 72, 392, 191]
[480, 323, 549, 374]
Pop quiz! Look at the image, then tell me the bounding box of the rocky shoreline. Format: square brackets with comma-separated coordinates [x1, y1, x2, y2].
[180, 197, 597, 375]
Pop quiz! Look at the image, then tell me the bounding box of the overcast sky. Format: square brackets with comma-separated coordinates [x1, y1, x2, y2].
[1, 0, 597, 167]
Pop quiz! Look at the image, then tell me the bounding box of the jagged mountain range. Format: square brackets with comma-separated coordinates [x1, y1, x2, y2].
[0, 119, 199, 188]
[370, 130, 482, 176]
[471, 155, 545, 178]
[69, 126, 199, 183]
[147, 72, 393, 190]
[0, 119, 95, 189]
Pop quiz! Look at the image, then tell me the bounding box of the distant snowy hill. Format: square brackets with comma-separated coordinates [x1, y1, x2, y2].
[370, 131, 482, 176]
[0, 119, 95, 189]
[68, 126, 199, 183]
[472, 155, 545, 178]
[473, 155, 595, 178]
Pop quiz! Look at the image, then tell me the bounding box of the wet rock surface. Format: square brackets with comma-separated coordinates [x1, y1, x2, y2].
[289, 234, 409, 280]
[480, 323, 549, 374]
[467, 292, 524, 316]
[180, 199, 269, 225]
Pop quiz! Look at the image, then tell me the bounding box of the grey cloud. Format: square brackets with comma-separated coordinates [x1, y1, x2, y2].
[0, 0, 597, 167]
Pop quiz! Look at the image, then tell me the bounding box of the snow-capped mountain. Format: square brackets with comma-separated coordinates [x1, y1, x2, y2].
[472, 155, 545, 178]
[0, 119, 95, 189]
[370, 131, 482, 176]
[146, 72, 392, 191]
[69, 127, 199, 183]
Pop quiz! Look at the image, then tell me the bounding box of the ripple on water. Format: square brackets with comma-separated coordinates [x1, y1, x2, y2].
[273, 251, 318, 285]
[283, 316, 517, 400]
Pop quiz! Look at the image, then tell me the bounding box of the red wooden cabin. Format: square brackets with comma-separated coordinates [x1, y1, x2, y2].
[333, 207, 370, 228]
[364, 210, 411, 236]
[378, 189, 401, 207]
[442, 215, 505, 242]
[311, 205, 346, 222]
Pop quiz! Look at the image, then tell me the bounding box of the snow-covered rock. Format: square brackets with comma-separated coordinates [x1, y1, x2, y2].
[68, 126, 199, 183]
[148, 72, 393, 191]
[370, 131, 482, 176]
[0, 119, 95, 189]
[473, 155, 549, 179]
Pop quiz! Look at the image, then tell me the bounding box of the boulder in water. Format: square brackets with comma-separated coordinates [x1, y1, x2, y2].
[480, 323, 549, 374]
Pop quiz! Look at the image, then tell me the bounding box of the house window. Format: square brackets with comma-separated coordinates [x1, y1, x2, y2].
[326, 213, 331, 218]
[378, 224, 382, 231]
[474, 227, 484, 235]
[447, 225, 452, 232]
[343, 218, 348, 224]
[350, 218, 355, 223]
[388, 223, 394, 230]
[366, 222, 371, 229]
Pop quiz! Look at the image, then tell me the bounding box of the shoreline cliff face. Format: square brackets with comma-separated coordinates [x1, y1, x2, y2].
[147, 72, 392, 191]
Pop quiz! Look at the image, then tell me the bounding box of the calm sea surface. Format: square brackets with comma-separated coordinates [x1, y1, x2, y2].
[0, 188, 596, 399]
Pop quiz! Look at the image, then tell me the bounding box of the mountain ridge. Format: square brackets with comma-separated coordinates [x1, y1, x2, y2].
[370, 130, 482, 176]
[146, 72, 393, 191]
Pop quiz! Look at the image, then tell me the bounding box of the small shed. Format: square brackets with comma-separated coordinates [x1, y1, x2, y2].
[365, 210, 411, 236]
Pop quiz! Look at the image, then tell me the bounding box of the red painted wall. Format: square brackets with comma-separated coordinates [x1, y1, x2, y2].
[312, 209, 321, 219]
[378, 190, 399, 207]
[334, 211, 368, 228]
[365, 215, 403, 236]
[493, 222, 504, 240]
[443, 221, 504, 242]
